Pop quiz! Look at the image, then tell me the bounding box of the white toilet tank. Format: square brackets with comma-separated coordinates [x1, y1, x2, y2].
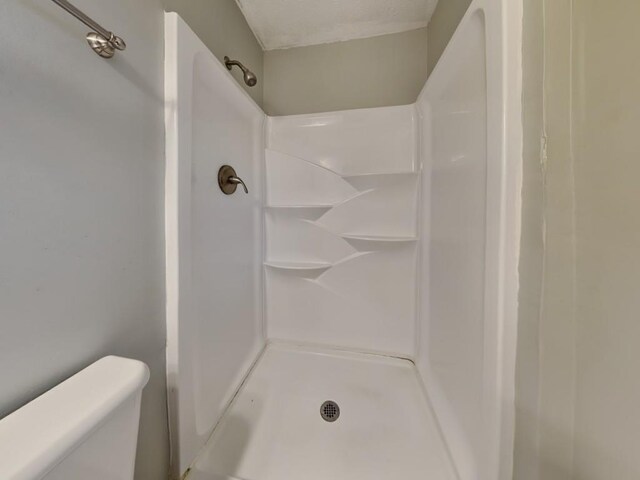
[0, 356, 149, 480]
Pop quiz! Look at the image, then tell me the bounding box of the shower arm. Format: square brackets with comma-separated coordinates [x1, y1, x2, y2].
[224, 58, 246, 71]
[224, 56, 258, 87]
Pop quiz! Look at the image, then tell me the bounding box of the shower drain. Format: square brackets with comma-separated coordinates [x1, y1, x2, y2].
[320, 400, 340, 422]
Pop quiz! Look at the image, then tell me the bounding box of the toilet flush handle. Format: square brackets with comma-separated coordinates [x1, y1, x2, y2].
[218, 165, 249, 194]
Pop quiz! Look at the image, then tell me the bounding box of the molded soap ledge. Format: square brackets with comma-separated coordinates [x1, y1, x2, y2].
[340, 234, 418, 242]
[265, 204, 334, 210]
[266, 214, 357, 263]
[315, 179, 418, 238]
[264, 261, 332, 272]
[265, 203, 334, 209]
[342, 171, 419, 179]
[264, 252, 371, 276]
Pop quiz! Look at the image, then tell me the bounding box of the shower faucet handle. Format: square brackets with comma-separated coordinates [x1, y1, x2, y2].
[218, 165, 249, 195]
[228, 175, 249, 194]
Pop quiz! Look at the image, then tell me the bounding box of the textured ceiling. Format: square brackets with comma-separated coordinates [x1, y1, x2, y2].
[235, 0, 440, 50]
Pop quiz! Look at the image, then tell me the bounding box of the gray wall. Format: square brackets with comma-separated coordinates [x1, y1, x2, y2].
[427, 0, 472, 74]
[513, 0, 544, 477]
[515, 0, 576, 479]
[0, 1, 168, 479]
[572, 1, 640, 478]
[164, 0, 264, 107]
[516, 0, 640, 479]
[263, 28, 428, 116]
[163, 3, 429, 116]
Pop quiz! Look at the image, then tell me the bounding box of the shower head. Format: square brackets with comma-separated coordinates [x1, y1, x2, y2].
[243, 70, 258, 87]
[224, 56, 258, 87]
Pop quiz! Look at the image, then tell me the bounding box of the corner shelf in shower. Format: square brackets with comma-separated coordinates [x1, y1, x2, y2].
[264, 261, 332, 272]
[342, 171, 419, 180]
[265, 204, 334, 210]
[339, 234, 418, 242]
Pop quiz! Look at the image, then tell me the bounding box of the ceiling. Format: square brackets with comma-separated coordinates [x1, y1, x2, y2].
[235, 0, 440, 51]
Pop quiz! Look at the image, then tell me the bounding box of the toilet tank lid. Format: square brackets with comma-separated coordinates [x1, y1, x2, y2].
[0, 356, 150, 480]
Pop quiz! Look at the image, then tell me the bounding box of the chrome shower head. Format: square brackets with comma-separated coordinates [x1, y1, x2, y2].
[243, 70, 258, 87]
[224, 56, 258, 87]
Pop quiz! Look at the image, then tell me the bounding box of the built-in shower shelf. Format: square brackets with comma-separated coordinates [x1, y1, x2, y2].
[342, 171, 419, 179]
[264, 261, 332, 271]
[340, 234, 418, 242]
[265, 204, 334, 210]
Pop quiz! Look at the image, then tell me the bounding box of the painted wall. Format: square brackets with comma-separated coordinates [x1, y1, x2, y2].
[513, 0, 544, 477]
[0, 1, 168, 479]
[572, 1, 640, 478]
[263, 28, 428, 116]
[163, 0, 264, 106]
[515, 1, 577, 479]
[516, 0, 640, 479]
[427, 0, 472, 74]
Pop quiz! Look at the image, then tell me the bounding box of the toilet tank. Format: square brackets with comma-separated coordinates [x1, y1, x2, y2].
[0, 356, 149, 480]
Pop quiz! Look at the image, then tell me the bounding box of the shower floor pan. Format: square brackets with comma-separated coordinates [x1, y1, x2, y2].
[189, 343, 457, 480]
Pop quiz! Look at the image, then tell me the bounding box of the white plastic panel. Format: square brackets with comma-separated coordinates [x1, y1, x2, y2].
[268, 106, 417, 176]
[415, 1, 521, 479]
[193, 344, 456, 480]
[165, 14, 265, 477]
[266, 211, 357, 264]
[266, 150, 357, 206]
[316, 174, 418, 238]
[266, 244, 416, 356]
[265, 107, 419, 357]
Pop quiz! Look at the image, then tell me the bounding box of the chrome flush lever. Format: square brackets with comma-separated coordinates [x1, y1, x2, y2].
[218, 165, 249, 195]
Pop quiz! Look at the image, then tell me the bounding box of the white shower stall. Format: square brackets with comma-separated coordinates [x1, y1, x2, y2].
[165, 0, 522, 478]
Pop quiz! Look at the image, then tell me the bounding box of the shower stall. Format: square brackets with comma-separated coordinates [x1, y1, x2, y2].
[165, 0, 522, 478]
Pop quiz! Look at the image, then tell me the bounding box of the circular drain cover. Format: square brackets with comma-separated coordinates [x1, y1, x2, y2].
[320, 400, 340, 422]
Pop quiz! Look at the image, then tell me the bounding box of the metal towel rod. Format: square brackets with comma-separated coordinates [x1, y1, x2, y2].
[51, 0, 126, 58]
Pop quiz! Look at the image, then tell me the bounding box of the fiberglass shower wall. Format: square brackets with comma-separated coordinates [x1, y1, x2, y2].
[264, 106, 420, 358]
[165, 14, 265, 475]
[166, 0, 522, 477]
[416, 2, 522, 479]
[261, 2, 521, 480]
